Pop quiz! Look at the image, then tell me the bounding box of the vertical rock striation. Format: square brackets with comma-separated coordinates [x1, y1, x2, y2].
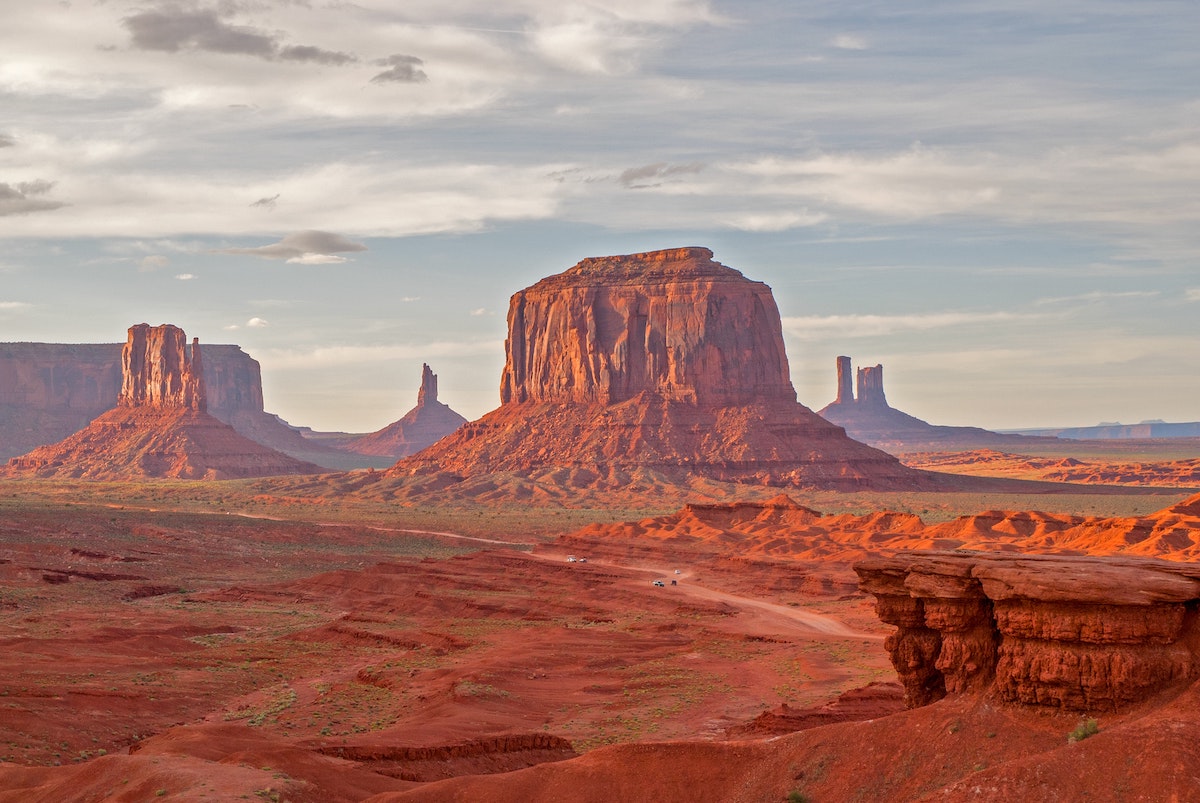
[856, 551, 1200, 711]
[500, 247, 795, 407]
[835, 355, 854, 405]
[855, 364, 886, 407]
[119, 324, 206, 411]
[397, 248, 929, 489]
[5, 324, 320, 479]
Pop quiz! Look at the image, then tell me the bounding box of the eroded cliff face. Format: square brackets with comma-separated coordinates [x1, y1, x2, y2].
[119, 324, 206, 410]
[500, 247, 795, 407]
[0, 340, 324, 461]
[856, 552, 1200, 711]
[5, 324, 320, 479]
[397, 248, 930, 489]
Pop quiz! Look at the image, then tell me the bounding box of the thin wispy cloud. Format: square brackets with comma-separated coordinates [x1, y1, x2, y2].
[782, 311, 1035, 339]
[832, 34, 869, 50]
[258, 340, 503, 369]
[251, 194, 280, 209]
[219, 230, 367, 263]
[618, 162, 704, 189]
[1033, 290, 1160, 306]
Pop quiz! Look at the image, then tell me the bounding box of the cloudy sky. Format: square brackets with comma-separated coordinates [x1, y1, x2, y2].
[2, 0, 1198, 432]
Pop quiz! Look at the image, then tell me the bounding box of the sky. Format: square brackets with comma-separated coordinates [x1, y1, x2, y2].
[1, 0, 1198, 433]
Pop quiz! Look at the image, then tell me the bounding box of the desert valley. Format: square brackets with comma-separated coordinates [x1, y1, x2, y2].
[0, 247, 1198, 802]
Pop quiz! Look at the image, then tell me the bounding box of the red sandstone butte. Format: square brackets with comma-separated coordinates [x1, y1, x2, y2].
[346, 364, 468, 458]
[394, 247, 928, 489]
[5, 323, 321, 480]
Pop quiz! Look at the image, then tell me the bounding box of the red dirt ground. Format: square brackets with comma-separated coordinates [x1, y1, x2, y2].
[2, 483, 1199, 801]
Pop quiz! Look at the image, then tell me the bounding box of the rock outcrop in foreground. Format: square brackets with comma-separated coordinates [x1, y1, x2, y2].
[343, 364, 468, 458]
[6, 324, 320, 479]
[397, 248, 927, 489]
[819, 356, 1054, 453]
[856, 550, 1200, 711]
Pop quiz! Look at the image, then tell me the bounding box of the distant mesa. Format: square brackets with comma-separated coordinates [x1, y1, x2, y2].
[0, 338, 364, 468]
[336, 363, 468, 459]
[818, 356, 1053, 453]
[394, 247, 930, 490]
[5, 324, 322, 480]
[1004, 419, 1200, 440]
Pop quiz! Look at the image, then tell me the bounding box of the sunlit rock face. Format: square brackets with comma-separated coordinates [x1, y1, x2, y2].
[500, 247, 796, 407]
[118, 323, 206, 411]
[5, 324, 320, 480]
[856, 551, 1200, 711]
[396, 248, 929, 490]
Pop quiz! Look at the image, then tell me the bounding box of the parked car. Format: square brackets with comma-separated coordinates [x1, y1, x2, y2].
[652, 580, 665, 587]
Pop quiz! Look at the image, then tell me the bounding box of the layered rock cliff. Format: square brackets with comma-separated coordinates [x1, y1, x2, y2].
[0, 344, 122, 459]
[819, 356, 1055, 453]
[5, 324, 321, 479]
[396, 248, 929, 490]
[856, 551, 1200, 711]
[342, 364, 468, 458]
[119, 324, 206, 410]
[499, 247, 795, 407]
[0, 340, 356, 467]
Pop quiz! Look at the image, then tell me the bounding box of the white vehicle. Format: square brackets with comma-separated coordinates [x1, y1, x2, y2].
[566, 556, 577, 563]
[652, 580, 665, 587]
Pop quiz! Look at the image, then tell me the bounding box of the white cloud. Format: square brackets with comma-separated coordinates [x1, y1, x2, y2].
[723, 210, 827, 232]
[287, 253, 349, 265]
[175, 273, 195, 281]
[0, 301, 31, 311]
[469, 308, 489, 316]
[782, 311, 1035, 340]
[246, 317, 269, 328]
[257, 340, 503, 369]
[1186, 288, 1200, 302]
[220, 230, 367, 261]
[832, 34, 868, 50]
[0, 162, 567, 239]
[1033, 290, 1160, 306]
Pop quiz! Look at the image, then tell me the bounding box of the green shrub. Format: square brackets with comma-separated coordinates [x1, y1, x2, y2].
[786, 790, 811, 803]
[1067, 718, 1099, 743]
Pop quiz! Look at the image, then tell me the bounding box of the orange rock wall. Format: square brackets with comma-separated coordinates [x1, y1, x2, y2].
[0, 341, 270, 458]
[857, 552, 1200, 711]
[119, 324, 206, 410]
[500, 247, 795, 406]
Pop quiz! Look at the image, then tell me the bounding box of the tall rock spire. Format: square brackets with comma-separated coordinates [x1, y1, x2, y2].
[835, 355, 854, 404]
[118, 324, 206, 412]
[417, 363, 438, 407]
